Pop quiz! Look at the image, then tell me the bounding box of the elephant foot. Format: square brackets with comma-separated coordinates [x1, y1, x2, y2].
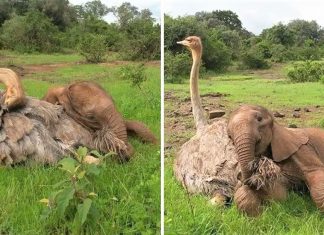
[210, 191, 227, 206]
[262, 181, 288, 202]
[234, 185, 263, 217]
[305, 170, 324, 211]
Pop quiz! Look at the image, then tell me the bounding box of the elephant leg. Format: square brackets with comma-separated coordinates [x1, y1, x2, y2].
[292, 146, 324, 211]
[234, 185, 263, 217]
[303, 170, 324, 211]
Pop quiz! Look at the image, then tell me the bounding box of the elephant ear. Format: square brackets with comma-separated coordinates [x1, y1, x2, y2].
[271, 122, 308, 162]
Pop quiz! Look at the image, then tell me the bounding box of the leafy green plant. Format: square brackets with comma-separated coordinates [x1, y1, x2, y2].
[241, 45, 270, 69]
[0, 11, 61, 53]
[320, 76, 324, 84]
[78, 34, 107, 63]
[287, 61, 324, 82]
[164, 51, 191, 83]
[119, 63, 147, 89]
[40, 147, 111, 233]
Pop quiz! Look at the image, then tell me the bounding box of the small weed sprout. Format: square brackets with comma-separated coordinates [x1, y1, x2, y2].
[119, 63, 147, 89]
[39, 147, 114, 233]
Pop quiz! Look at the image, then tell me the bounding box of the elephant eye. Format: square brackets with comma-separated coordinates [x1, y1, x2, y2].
[256, 115, 263, 122]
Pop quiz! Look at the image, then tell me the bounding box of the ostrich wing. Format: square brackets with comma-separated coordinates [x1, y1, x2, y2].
[174, 119, 240, 197]
[3, 113, 33, 142]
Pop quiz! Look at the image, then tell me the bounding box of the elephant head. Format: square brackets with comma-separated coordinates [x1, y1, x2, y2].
[227, 105, 308, 182]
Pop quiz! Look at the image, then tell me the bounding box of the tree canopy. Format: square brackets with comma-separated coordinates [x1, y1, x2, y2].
[0, 0, 160, 60]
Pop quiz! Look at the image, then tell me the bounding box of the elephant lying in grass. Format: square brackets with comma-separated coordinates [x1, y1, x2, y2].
[0, 68, 156, 165]
[228, 105, 324, 216]
[43, 81, 157, 161]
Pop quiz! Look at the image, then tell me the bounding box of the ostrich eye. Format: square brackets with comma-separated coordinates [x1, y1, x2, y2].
[256, 115, 263, 122]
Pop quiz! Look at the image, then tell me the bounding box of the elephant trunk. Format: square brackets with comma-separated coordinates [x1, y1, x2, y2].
[233, 132, 256, 181]
[104, 105, 128, 144]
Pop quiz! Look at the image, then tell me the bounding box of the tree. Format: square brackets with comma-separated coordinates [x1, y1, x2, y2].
[0, 11, 61, 52]
[26, 0, 77, 30]
[0, 0, 11, 26]
[195, 10, 242, 31]
[261, 23, 294, 46]
[287, 20, 322, 46]
[111, 2, 139, 30]
[83, 0, 110, 19]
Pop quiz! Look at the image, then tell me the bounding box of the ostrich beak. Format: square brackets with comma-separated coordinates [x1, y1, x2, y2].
[177, 40, 188, 46]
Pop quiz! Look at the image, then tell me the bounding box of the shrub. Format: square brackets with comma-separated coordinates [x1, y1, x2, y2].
[164, 51, 191, 83]
[241, 46, 270, 69]
[269, 44, 289, 62]
[287, 61, 324, 82]
[78, 34, 107, 63]
[203, 36, 231, 72]
[119, 63, 147, 89]
[0, 11, 61, 53]
[320, 76, 324, 84]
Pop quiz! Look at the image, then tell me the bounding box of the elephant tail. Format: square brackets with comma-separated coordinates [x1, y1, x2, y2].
[125, 120, 158, 144]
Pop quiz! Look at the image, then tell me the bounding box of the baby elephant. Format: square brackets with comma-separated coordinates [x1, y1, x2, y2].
[227, 105, 324, 216]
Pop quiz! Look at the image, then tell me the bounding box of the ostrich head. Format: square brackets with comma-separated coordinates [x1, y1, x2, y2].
[0, 68, 26, 110]
[177, 36, 202, 53]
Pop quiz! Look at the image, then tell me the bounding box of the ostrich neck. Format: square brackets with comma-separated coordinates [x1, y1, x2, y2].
[190, 49, 207, 131]
[0, 69, 21, 91]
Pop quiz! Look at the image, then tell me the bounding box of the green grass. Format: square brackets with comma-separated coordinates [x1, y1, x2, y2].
[0, 50, 120, 65]
[165, 70, 324, 234]
[0, 50, 83, 65]
[0, 54, 160, 234]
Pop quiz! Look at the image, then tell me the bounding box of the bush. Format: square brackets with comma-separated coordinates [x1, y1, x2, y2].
[320, 76, 324, 84]
[203, 36, 231, 72]
[0, 11, 61, 53]
[269, 44, 289, 62]
[241, 46, 270, 69]
[164, 51, 191, 83]
[287, 61, 324, 82]
[78, 34, 107, 63]
[119, 63, 147, 89]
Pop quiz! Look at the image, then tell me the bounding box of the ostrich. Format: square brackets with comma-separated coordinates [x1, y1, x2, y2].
[173, 36, 280, 205]
[173, 36, 240, 204]
[0, 68, 155, 165]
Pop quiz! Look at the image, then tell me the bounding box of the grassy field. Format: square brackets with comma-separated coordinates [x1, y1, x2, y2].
[164, 65, 324, 234]
[0, 52, 161, 234]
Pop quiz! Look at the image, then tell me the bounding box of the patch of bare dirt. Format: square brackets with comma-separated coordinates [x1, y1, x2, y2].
[165, 90, 324, 158]
[24, 63, 73, 74]
[100, 60, 160, 67]
[164, 90, 229, 156]
[243, 63, 286, 80]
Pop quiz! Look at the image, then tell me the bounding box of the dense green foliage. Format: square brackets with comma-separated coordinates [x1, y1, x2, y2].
[164, 51, 191, 83]
[0, 0, 160, 61]
[165, 11, 324, 82]
[1, 11, 61, 53]
[287, 61, 324, 82]
[78, 34, 107, 63]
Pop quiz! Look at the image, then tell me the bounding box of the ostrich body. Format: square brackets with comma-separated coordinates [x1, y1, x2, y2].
[0, 68, 145, 165]
[173, 36, 240, 200]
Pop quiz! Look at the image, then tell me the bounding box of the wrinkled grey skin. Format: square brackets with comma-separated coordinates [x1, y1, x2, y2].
[0, 97, 124, 165]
